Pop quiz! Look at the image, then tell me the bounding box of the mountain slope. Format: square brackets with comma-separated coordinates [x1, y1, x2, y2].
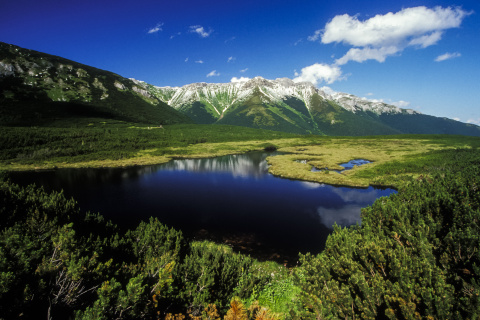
[308, 96, 402, 136]
[146, 77, 480, 137]
[0, 42, 191, 126]
[216, 88, 320, 134]
[2, 42, 479, 136]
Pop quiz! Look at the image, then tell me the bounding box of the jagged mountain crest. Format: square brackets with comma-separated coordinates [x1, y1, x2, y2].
[143, 76, 417, 118]
[2, 42, 479, 137]
[133, 76, 480, 136]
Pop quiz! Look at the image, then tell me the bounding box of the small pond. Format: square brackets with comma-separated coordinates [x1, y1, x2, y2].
[8, 152, 395, 264]
[311, 159, 372, 173]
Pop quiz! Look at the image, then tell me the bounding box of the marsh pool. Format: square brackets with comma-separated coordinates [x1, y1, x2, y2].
[9, 151, 396, 263]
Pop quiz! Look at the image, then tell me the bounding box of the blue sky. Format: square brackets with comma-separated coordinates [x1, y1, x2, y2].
[1, 0, 479, 124]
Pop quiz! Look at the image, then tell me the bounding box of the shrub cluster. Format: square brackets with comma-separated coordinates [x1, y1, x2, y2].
[1, 147, 479, 319]
[295, 149, 480, 319]
[0, 178, 296, 319]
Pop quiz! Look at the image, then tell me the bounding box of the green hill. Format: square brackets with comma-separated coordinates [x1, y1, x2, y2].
[149, 77, 480, 137]
[2, 42, 479, 137]
[0, 42, 191, 126]
[217, 88, 321, 134]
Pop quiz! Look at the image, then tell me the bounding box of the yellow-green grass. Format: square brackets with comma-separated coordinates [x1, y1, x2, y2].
[1, 138, 311, 171]
[3, 129, 479, 190]
[166, 138, 310, 158]
[267, 136, 479, 188]
[4, 153, 172, 171]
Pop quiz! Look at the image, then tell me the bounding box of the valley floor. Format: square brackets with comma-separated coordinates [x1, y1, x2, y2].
[1, 123, 480, 188]
[1, 122, 480, 319]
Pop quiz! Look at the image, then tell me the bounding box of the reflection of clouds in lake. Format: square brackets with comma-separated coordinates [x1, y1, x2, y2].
[161, 153, 270, 178]
[299, 181, 326, 189]
[317, 204, 362, 229]
[332, 187, 383, 205]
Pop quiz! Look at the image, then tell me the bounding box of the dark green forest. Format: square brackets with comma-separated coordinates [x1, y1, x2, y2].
[1, 147, 479, 319]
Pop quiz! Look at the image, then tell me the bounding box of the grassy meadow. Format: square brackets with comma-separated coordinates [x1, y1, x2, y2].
[0, 122, 304, 170]
[269, 134, 480, 187]
[1, 122, 479, 189]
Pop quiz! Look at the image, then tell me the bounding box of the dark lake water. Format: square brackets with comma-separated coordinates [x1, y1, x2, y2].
[8, 152, 396, 264]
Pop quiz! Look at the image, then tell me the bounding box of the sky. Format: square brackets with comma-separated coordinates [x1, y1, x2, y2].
[1, 0, 479, 124]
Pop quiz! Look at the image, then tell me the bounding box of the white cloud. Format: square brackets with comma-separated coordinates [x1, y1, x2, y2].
[320, 86, 337, 96]
[362, 97, 410, 108]
[335, 46, 399, 65]
[148, 23, 164, 34]
[189, 25, 213, 38]
[170, 32, 181, 39]
[311, 6, 469, 65]
[320, 6, 467, 47]
[231, 77, 250, 83]
[240, 68, 249, 73]
[467, 118, 480, 125]
[293, 63, 344, 85]
[435, 52, 461, 62]
[207, 70, 220, 77]
[390, 100, 411, 108]
[294, 38, 303, 46]
[366, 92, 374, 96]
[195, 60, 204, 64]
[185, 57, 189, 62]
[408, 31, 443, 48]
[227, 56, 236, 63]
[307, 30, 322, 42]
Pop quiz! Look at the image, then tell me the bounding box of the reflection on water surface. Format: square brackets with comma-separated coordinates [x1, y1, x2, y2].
[9, 152, 395, 264]
[311, 159, 372, 173]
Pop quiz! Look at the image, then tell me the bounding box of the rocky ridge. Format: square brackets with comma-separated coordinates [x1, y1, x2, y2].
[141, 76, 419, 117]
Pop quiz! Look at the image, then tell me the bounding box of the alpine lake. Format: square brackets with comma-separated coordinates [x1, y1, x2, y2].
[9, 151, 396, 265]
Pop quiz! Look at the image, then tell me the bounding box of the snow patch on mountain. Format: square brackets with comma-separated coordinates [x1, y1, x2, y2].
[0, 62, 15, 77]
[136, 76, 419, 116]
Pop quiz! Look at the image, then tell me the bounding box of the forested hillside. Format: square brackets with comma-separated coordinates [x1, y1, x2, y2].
[0, 42, 190, 126]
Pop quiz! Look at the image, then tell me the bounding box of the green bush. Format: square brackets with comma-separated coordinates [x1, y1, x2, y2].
[295, 153, 480, 319]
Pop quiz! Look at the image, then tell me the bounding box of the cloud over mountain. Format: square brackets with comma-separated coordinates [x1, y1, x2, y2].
[298, 6, 471, 88]
[293, 63, 343, 85]
[312, 6, 469, 65]
[231, 77, 250, 83]
[206, 70, 220, 77]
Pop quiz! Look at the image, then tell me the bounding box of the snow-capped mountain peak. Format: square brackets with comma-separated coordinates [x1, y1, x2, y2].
[141, 77, 418, 117]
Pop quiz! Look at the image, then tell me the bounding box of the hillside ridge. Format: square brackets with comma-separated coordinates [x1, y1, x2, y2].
[144, 76, 418, 117]
[1, 42, 479, 136]
[137, 77, 480, 136]
[0, 42, 190, 125]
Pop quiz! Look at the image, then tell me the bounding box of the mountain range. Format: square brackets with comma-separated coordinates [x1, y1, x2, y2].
[1, 41, 479, 136]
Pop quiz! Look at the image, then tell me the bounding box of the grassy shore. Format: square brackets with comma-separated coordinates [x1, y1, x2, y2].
[0, 123, 309, 169]
[1, 123, 479, 188]
[268, 134, 480, 187]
